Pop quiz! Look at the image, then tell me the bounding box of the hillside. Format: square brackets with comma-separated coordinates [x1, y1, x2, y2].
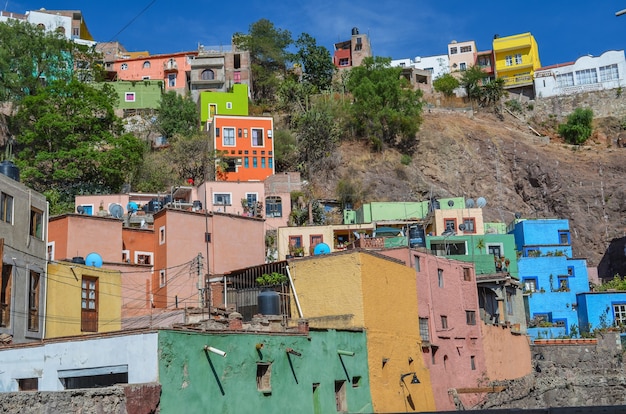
[307, 107, 626, 269]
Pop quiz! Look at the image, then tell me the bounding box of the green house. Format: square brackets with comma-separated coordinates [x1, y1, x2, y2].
[104, 80, 163, 111]
[199, 83, 249, 129]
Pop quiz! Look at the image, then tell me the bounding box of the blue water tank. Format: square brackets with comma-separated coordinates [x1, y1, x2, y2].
[0, 160, 19, 181]
[127, 201, 138, 213]
[258, 289, 280, 315]
[313, 243, 331, 255]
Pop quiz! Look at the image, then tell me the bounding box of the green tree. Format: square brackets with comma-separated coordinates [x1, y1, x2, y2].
[166, 133, 225, 184]
[294, 103, 341, 178]
[432, 73, 459, 97]
[294, 33, 335, 93]
[155, 91, 199, 142]
[233, 19, 293, 104]
[459, 65, 485, 102]
[558, 108, 593, 145]
[347, 56, 423, 154]
[272, 129, 298, 172]
[0, 19, 100, 102]
[12, 80, 145, 210]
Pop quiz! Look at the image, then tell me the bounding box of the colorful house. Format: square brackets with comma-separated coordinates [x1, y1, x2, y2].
[287, 251, 436, 413]
[199, 83, 249, 130]
[213, 115, 275, 182]
[45, 262, 121, 338]
[333, 27, 372, 69]
[448, 40, 477, 75]
[190, 44, 252, 102]
[493, 32, 541, 96]
[577, 291, 626, 333]
[105, 80, 163, 113]
[0, 166, 47, 344]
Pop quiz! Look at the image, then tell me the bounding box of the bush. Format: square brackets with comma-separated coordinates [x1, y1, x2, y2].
[558, 108, 593, 144]
[504, 99, 523, 113]
[433, 73, 460, 97]
[400, 154, 412, 165]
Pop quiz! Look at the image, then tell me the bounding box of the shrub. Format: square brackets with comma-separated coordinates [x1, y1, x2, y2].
[558, 108, 593, 144]
[433, 73, 460, 97]
[400, 154, 412, 165]
[505, 99, 523, 113]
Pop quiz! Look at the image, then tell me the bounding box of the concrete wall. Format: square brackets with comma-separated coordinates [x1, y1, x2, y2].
[157, 329, 373, 413]
[49, 214, 123, 262]
[0, 331, 159, 392]
[481, 323, 532, 381]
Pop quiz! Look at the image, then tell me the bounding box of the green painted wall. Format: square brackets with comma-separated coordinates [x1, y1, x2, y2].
[199, 83, 249, 125]
[107, 80, 163, 110]
[158, 329, 373, 414]
[356, 202, 430, 223]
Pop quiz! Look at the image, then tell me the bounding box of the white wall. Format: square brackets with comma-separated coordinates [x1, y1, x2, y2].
[390, 55, 449, 80]
[534, 50, 626, 98]
[0, 332, 158, 392]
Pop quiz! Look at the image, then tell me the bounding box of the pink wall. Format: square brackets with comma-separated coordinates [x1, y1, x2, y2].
[381, 248, 488, 411]
[49, 215, 123, 262]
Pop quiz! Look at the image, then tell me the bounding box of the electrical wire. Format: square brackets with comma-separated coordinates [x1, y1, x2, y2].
[107, 0, 158, 43]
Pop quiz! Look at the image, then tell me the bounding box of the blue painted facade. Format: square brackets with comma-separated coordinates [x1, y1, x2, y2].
[577, 291, 626, 334]
[511, 219, 590, 340]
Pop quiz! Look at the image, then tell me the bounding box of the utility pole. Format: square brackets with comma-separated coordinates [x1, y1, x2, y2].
[197, 253, 204, 307]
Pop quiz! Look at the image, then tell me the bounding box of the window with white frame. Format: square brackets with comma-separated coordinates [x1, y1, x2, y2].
[124, 92, 135, 102]
[122, 250, 130, 263]
[614, 304, 626, 326]
[575, 68, 598, 85]
[460, 45, 472, 53]
[459, 62, 467, 71]
[505, 55, 512, 66]
[159, 226, 166, 245]
[226, 102, 233, 109]
[251, 128, 264, 146]
[213, 193, 232, 205]
[514, 54, 522, 64]
[143, 61, 151, 69]
[245, 193, 258, 208]
[159, 269, 166, 287]
[1, 192, 13, 224]
[523, 278, 537, 293]
[222, 127, 235, 146]
[450, 47, 458, 55]
[599, 64, 619, 82]
[557, 72, 574, 88]
[47, 242, 55, 261]
[135, 251, 153, 265]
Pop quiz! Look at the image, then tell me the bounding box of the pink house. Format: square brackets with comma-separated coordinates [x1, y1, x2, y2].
[113, 51, 198, 95]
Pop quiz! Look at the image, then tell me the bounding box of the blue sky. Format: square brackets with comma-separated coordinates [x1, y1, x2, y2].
[8, 1, 626, 67]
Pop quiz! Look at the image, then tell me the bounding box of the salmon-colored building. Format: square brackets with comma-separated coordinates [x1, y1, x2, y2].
[212, 115, 275, 182]
[112, 51, 198, 95]
[288, 251, 436, 413]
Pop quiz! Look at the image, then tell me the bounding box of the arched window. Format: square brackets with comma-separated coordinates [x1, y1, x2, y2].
[201, 69, 215, 80]
[37, 23, 45, 30]
[120, 63, 128, 70]
[143, 61, 151, 69]
[56, 26, 65, 35]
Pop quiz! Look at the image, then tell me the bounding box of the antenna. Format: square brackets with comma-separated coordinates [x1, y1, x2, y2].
[514, 212, 522, 219]
[77, 205, 85, 214]
[465, 198, 475, 208]
[108, 203, 124, 219]
[476, 197, 487, 208]
[459, 223, 466, 231]
[447, 200, 455, 207]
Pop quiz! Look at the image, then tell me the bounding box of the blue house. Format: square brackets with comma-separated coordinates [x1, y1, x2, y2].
[510, 219, 590, 339]
[577, 291, 626, 334]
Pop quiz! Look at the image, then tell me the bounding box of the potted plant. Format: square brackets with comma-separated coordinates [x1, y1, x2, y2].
[256, 272, 288, 287]
[290, 246, 305, 257]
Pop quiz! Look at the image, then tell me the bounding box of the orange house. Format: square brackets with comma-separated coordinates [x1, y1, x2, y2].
[213, 115, 275, 182]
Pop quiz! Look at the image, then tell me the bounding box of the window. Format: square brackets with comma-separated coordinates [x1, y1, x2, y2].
[168, 73, 176, 87]
[234, 54, 241, 69]
[244, 157, 249, 168]
[159, 226, 166, 245]
[47, 242, 55, 261]
[599, 64, 619, 82]
[143, 61, 151, 69]
[576, 68, 597, 85]
[339, 58, 349, 66]
[253, 157, 258, 168]
[450, 47, 458, 55]
[289, 235, 302, 248]
[506, 292, 514, 315]
[226, 102, 232, 109]
[81, 277, 98, 332]
[460, 45, 472, 53]
[265, 196, 282, 218]
[261, 157, 266, 168]
[252, 128, 264, 146]
[136, 252, 152, 265]
[1, 264, 12, 327]
[256, 363, 272, 392]
[515, 54, 522, 64]
[466, 310, 476, 325]
[505, 55, 512, 66]
[419, 317, 430, 342]
[18, 378, 38, 391]
[441, 315, 448, 329]
[56, 26, 66, 34]
[124, 92, 135, 102]
[463, 267, 472, 281]
[438, 269, 444, 287]
[122, 250, 130, 263]
[335, 380, 347, 412]
[234, 71, 241, 83]
[159, 270, 166, 287]
[557, 72, 574, 88]
[414, 256, 421, 272]
[0, 192, 13, 223]
[459, 62, 467, 71]
[355, 37, 362, 51]
[28, 271, 40, 331]
[120, 63, 128, 70]
[470, 356, 476, 370]
[222, 127, 235, 146]
[462, 218, 476, 233]
[444, 218, 456, 233]
[214, 193, 232, 205]
[268, 157, 273, 169]
[430, 241, 467, 256]
[487, 244, 502, 258]
[523, 278, 537, 293]
[614, 304, 626, 326]
[310, 235, 323, 251]
[558, 276, 569, 291]
[30, 208, 43, 239]
[352, 376, 361, 388]
[568, 266, 575, 276]
[558, 230, 570, 244]
[72, 27, 79, 36]
[201, 69, 214, 80]
[59, 366, 128, 389]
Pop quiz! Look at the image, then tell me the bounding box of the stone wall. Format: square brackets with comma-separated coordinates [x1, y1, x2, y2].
[0, 383, 160, 414]
[476, 332, 626, 410]
[532, 89, 626, 120]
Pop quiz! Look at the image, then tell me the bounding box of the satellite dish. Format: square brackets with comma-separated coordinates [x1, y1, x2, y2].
[459, 223, 466, 231]
[109, 203, 124, 219]
[77, 205, 85, 214]
[476, 197, 487, 208]
[313, 243, 331, 255]
[447, 200, 455, 207]
[127, 201, 138, 213]
[514, 212, 522, 219]
[85, 252, 103, 268]
[465, 198, 475, 208]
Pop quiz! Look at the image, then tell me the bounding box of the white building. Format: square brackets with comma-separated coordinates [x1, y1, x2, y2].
[390, 55, 449, 79]
[0, 9, 95, 46]
[534, 50, 626, 98]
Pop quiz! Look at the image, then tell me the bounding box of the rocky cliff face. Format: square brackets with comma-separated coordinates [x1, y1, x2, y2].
[313, 105, 626, 271]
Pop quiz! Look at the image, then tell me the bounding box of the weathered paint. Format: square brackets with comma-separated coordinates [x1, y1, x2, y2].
[481, 323, 532, 380]
[46, 262, 121, 338]
[288, 251, 436, 412]
[157, 329, 373, 413]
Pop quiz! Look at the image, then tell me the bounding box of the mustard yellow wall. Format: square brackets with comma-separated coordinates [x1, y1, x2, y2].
[288, 252, 436, 413]
[45, 262, 122, 338]
[493, 32, 541, 83]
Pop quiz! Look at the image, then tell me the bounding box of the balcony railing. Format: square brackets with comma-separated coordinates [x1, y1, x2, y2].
[503, 74, 532, 87]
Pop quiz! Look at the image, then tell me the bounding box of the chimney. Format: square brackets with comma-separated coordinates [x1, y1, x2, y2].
[297, 319, 309, 335]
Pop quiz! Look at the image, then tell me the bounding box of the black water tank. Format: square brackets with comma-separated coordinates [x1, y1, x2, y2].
[351, 27, 359, 35]
[72, 257, 86, 265]
[0, 160, 19, 181]
[258, 289, 280, 315]
[192, 200, 202, 210]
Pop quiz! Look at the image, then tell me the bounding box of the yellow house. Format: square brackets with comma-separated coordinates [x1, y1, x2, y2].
[46, 262, 122, 338]
[493, 32, 541, 90]
[288, 251, 436, 413]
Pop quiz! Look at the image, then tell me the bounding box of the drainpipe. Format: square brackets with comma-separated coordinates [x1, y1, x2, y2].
[285, 265, 303, 318]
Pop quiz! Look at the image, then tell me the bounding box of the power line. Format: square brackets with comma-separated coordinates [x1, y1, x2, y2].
[107, 0, 158, 43]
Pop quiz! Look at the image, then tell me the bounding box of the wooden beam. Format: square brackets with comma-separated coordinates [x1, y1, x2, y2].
[454, 386, 506, 394]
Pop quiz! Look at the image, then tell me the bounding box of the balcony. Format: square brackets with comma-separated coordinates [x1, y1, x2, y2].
[502, 74, 533, 87]
[349, 236, 408, 250]
[163, 60, 178, 72]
